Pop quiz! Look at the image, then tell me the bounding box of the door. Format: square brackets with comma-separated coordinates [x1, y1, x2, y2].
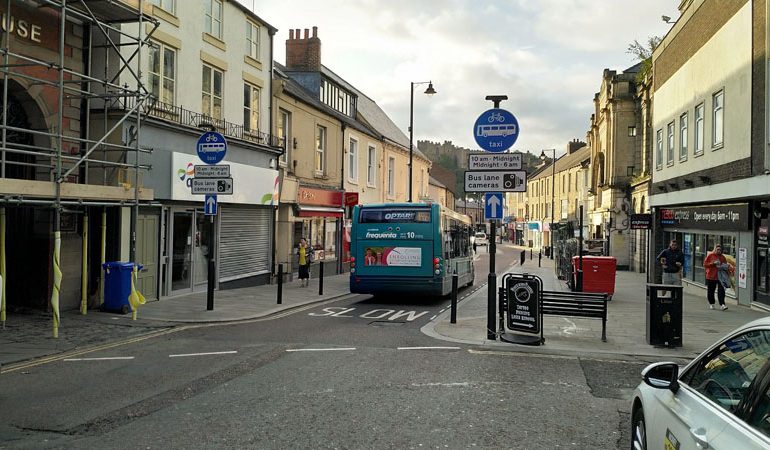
[194, 210, 214, 287]
[136, 210, 159, 300]
[171, 210, 193, 293]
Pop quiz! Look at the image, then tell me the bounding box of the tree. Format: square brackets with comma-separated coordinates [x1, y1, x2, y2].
[627, 36, 662, 83]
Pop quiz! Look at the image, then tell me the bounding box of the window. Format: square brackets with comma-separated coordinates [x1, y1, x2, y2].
[315, 125, 326, 173]
[348, 137, 358, 183]
[695, 103, 705, 155]
[367, 145, 376, 186]
[712, 90, 724, 147]
[568, 173, 571, 192]
[666, 122, 674, 165]
[243, 83, 260, 132]
[246, 21, 260, 60]
[656, 129, 663, 169]
[204, 0, 223, 39]
[148, 42, 175, 105]
[682, 330, 770, 416]
[149, 0, 175, 14]
[277, 109, 290, 163]
[387, 157, 395, 197]
[679, 113, 688, 161]
[202, 65, 223, 120]
[562, 174, 566, 193]
[628, 126, 636, 137]
[561, 199, 568, 219]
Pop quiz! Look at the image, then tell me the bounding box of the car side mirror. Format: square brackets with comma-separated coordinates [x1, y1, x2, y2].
[642, 362, 680, 393]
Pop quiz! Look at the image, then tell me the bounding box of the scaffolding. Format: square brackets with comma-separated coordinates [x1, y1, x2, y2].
[0, 0, 158, 333]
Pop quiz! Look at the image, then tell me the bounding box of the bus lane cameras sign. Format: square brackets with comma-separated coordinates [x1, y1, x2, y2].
[507, 279, 540, 334]
[464, 170, 527, 192]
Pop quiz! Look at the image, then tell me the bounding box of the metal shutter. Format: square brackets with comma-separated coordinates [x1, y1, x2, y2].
[218, 206, 272, 282]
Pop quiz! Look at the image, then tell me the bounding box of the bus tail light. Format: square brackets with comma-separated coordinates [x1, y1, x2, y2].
[351, 268, 356, 273]
[434, 269, 440, 275]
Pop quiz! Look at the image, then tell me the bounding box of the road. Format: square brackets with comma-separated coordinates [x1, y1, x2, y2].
[0, 245, 644, 449]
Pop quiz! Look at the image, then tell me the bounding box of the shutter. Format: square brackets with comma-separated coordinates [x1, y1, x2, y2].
[219, 206, 272, 282]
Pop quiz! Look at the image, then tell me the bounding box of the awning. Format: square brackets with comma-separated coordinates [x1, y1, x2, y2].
[297, 205, 344, 218]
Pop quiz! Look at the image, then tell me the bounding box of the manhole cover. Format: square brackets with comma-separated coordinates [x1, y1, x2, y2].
[370, 321, 405, 327]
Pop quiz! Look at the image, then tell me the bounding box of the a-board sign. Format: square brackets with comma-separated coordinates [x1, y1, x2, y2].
[464, 170, 527, 192]
[195, 164, 230, 178]
[630, 214, 652, 230]
[468, 153, 521, 170]
[506, 277, 540, 334]
[191, 177, 233, 195]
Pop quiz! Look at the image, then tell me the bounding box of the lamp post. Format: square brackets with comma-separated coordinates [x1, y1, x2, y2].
[408, 81, 436, 202]
[540, 149, 556, 259]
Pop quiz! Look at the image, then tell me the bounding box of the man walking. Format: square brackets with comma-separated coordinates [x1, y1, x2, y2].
[657, 239, 684, 285]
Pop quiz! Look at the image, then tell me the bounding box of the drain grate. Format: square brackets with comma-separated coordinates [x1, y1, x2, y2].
[369, 321, 406, 327]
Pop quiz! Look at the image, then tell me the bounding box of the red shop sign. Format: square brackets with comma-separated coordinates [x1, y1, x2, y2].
[297, 186, 343, 207]
[344, 192, 359, 206]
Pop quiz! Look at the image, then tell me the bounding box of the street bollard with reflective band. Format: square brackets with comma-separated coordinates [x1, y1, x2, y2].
[318, 261, 324, 295]
[450, 270, 458, 324]
[277, 264, 283, 304]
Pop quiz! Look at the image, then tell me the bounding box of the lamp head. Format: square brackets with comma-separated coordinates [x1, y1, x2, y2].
[662, 15, 672, 23]
[424, 82, 436, 96]
[539, 150, 547, 160]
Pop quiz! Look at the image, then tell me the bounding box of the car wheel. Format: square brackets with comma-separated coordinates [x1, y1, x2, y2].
[631, 406, 647, 450]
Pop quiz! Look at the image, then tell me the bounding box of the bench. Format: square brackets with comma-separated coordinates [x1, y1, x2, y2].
[540, 290, 609, 342]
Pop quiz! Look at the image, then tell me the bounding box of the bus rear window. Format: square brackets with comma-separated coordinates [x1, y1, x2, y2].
[359, 209, 431, 223]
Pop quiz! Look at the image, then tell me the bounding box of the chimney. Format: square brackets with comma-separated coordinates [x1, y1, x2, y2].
[567, 139, 586, 154]
[286, 26, 321, 71]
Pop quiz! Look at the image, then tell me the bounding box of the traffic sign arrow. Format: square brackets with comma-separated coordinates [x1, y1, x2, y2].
[488, 195, 501, 214]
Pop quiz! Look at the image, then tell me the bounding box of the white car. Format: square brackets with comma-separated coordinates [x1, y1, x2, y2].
[631, 317, 770, 450]
[474, 232, 488, 246]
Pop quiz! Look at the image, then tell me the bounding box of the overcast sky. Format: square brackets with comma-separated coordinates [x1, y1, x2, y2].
[242, 0, 678, 157]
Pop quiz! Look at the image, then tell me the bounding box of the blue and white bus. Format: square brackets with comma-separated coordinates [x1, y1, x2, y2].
[349, 203, 474, 296]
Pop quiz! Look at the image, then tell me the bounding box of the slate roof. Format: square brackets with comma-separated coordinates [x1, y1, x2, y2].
[529, 145, 591, 181]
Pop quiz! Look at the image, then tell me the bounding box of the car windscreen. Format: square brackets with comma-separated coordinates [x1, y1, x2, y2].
[359, 208, 432, 223]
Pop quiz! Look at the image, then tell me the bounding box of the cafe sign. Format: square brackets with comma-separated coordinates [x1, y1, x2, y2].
[660, 203, 750, 231]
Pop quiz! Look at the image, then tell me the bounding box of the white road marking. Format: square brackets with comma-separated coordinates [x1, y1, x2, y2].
[411, 382, 470, 387]
[64, 357, 135, 362]
[397, 346, 460, 350]
[168, 351, 238, 358]
[286, 348, 357, 352]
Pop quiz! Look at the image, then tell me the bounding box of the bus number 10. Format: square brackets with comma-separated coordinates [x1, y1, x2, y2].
[406, 232, 415, 239]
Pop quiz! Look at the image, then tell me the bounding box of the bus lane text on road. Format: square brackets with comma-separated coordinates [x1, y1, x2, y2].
[308, 307, 429, 322]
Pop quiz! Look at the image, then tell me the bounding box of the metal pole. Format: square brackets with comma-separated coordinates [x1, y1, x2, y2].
[450, 270, 458, 324]
[550, 149, 555, 259]
[577, 205, 584, 292]
[408, 82, 414, 202]
[487, 220, 496, 340]
[277, 263, 283, 304]
[318, 261, 324, 295]
[80, 212, 88, 315]
[206, 215, 215, 310]
[1, 0, 10, 178]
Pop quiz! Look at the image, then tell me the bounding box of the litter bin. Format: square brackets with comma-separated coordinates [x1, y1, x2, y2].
[102, 262, 142, 314]
[544, 246, 551, 257]
[646, 284, 683, 347]
[573, 256, 616, 299]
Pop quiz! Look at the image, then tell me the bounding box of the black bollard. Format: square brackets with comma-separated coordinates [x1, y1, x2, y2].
[520, 250, 525, 266]
[530, 249, 533, 260]
[277, 264, 283, 304]
[318, 261, 324, 295]
[450, 270, 458, 324]
[538, 251, 542, 267]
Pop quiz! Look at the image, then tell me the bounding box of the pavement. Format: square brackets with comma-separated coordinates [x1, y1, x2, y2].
[2, 244, 768, 370]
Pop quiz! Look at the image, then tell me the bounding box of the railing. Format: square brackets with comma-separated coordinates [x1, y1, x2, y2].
[117, 97, 284, 149]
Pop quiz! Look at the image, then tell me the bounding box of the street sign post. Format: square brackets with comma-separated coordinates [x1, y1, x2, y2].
[468, 153, 521, 170]
[204, 194, 217, 216]
[464, 170, 527, 192]
[196, 131, 228, 164]
[191, 178, 234, 195]
[473, 108, 519, 153]
[194, 164, 231, 178]
[484, 193, 503, 221]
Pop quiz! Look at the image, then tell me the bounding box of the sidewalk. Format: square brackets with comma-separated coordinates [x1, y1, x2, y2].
[427, 245, 770, 361]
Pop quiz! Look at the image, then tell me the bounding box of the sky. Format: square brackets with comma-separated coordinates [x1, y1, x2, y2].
[242, 0, 679, 157]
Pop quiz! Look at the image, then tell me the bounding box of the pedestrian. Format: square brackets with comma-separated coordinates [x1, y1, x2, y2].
[297, 238, 313, 287]
[656, 239, 684, 285]
[704, 244, 733, 310]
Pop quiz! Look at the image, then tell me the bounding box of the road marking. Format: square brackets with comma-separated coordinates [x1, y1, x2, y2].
[169, 351, 238, 358]
[64, 356, 135, 362]
[397, 346, 460, 350]
[286, 348, 357, 352]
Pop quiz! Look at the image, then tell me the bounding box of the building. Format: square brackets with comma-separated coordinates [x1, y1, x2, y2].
[649, 0, 769, 308]
[427, 164, 457, 208]
[455, 199, 483, 229]
[629, 72, 654, 274]
[92, 0, 283, 298]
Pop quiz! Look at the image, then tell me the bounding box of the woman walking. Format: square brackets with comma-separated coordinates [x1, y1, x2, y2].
[704, 244, 732, 310]
[297, 238, 313, 287]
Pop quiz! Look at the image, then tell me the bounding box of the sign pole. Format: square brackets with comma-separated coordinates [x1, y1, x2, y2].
[487, 220, 496, 340]
[207, 215, 215, 310]
[577, 205, 584, 292]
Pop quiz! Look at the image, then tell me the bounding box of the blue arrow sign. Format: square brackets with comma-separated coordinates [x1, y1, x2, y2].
[473, 108, 519, 153]
[204, 194, 217, 216]
[484, 193, 503, 220]
[197, 131, 228, 165]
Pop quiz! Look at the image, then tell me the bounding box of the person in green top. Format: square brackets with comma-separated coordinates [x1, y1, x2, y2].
[297, 238, 313, 287]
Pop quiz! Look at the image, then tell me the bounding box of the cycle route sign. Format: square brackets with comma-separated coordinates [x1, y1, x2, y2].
[196, 131, 228, 164]
[473, 108, 519, 153]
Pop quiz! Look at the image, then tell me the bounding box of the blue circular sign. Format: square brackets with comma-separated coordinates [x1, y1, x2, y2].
[196, 131, 228, 165]
[473, 108, 519, 153]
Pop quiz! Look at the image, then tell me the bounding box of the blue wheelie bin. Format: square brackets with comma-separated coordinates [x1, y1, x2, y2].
[102, 262, 142, 314]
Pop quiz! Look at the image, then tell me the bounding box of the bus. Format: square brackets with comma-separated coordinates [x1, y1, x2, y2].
[349, 203, 475, 296]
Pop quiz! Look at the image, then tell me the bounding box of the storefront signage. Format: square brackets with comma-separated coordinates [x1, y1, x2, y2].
[344, 192, 359, 206]
[506, 278, 540, 334]
[298, 187, 343, 207]
[630, 214, 652, 230]
[659, 204, 750, 231]
[0, 13, 42, 43]
[738, 247, 747, 289]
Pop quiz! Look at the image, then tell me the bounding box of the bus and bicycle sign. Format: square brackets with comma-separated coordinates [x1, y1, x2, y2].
[473, 108, 519, 153]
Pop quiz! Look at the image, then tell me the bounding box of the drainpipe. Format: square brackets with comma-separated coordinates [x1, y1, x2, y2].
[339, 122, 347, 274]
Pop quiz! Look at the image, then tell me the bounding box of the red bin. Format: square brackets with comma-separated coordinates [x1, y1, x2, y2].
[572, 256, 617, 299]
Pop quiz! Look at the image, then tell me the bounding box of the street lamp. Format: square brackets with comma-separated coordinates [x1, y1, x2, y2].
[408, 81, 436, 202]
[540, 149, 556, 259]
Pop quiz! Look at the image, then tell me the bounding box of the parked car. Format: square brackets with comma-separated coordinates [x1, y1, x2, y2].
[631, 317, 770, 449]
[474, 232, 488, 246]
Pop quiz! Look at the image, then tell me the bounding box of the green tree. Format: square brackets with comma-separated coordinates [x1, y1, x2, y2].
[627, 36, 662, 83]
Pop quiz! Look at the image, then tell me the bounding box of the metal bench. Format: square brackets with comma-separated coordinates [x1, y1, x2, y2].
[540, 290, 609, 342]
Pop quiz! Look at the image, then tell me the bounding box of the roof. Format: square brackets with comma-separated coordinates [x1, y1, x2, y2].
[429, 176, 446, 188]
[529, 145, 591, 181]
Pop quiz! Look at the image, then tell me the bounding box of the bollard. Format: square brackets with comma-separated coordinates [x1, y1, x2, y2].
[520, 250, 525, 266]
[487, 273, 497, 340]
[277, 264, 283, 304]
[450, 270, 458, 324]
[530, 249, 533, 260]
[318, 261, 324, 295]
[538, 251, 542, 267]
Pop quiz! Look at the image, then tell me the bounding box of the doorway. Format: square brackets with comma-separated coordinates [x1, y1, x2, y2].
[166, 207, 216, 296]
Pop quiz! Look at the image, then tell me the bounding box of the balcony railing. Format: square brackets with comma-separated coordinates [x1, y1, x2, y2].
[119, 97, 284, 149]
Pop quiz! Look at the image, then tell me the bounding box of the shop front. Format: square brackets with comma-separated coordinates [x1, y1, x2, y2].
[755, 201, 769, 308]
[658, 203, 753, 306]
[295, 186, 344, 274]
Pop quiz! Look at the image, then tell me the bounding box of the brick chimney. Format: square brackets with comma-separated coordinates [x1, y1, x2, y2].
[567, 139, 586, 154]
[286, 26, 321, 71]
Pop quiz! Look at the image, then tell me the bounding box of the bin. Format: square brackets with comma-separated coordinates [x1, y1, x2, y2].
[573, 256, 616, 298]
[102, 262, 142, 314]
[544, 246, 551, 257]
[646, 284, 683, 347]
